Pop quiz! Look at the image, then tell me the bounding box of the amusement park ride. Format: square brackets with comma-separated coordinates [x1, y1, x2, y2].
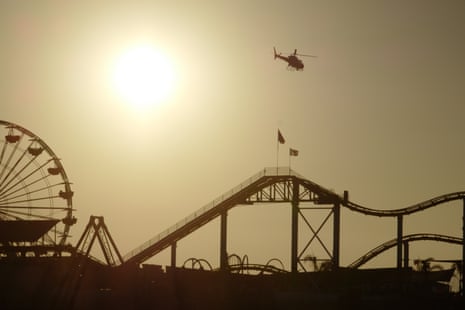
[0, 120, 76, 257]
[0, 120, 464, 309]
[0, 119, 464, 271]
[273, 47, 317, 71]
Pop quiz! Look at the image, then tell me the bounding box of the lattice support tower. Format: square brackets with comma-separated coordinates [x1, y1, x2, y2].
[75, 216, 123, 266]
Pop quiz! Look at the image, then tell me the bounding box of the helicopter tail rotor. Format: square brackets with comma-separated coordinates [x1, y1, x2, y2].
[273, 47, 278, 59]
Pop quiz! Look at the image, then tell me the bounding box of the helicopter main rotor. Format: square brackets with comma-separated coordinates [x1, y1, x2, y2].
[290, 49, 317, 58]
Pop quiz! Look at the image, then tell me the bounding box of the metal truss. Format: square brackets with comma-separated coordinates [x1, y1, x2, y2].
[121, 165, 464, 288]
[123, 168, 342, 272]
[75, 216, 123, 266]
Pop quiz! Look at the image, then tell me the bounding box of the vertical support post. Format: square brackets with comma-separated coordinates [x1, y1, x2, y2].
[171, 242, 177, 268]
[291, 178, 299, 273]
[403, 241, 409, 268]
[397, 215, 403, 269]
[220, 209, 228, 271]
[332, 202, 340, 269]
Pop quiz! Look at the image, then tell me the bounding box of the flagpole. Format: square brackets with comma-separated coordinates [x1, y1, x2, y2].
[276, 138, 279, 175]
[289, 148, 299, 175]
[277, 129, 285, 175]
[288, 149, 291, 174]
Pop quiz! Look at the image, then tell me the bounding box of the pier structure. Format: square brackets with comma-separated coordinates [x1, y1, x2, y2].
[2, 119, 462, 275]
[120, 167, 465, 283]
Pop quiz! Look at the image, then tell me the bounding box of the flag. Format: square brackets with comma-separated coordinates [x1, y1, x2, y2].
[277, 129, 285, 144]
[289, 148, 299, 156]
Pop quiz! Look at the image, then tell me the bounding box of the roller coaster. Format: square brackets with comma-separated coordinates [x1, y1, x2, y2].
[1, 120, 464, 308]
[348, 233, 463, 269]
[121, 166, 464, 277]
[2, 120, 462, 272]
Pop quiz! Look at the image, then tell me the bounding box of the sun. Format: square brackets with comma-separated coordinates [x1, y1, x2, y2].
[112, 45, 176, 109]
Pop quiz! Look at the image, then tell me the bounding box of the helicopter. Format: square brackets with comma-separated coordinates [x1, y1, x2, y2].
[273, 47, 317, 71]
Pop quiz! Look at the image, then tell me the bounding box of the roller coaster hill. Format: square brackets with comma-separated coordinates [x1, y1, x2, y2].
[0, 120, 463, 310]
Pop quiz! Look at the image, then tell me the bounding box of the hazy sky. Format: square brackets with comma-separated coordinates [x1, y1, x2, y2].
[1, 0, 464, 269]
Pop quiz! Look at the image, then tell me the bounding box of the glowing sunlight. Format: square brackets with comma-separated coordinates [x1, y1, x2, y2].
[111, 45, 176, 109]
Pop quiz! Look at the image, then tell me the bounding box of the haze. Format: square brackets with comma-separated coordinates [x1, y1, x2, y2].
[1, 0, 464, 269]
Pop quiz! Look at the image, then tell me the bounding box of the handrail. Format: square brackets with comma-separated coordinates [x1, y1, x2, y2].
[122, 166, 465, 265]
[123, 167, 298, 261]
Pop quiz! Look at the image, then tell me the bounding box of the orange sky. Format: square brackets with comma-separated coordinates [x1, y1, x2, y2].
[1, 0, 464, 269]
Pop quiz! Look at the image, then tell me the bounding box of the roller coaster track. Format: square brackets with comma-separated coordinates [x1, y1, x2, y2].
[122, 167, 465, 266]
[348, 233, 463, 269]
[226, 264, 288, 274]
[123, 167, 340, 265]
[343, 191, 465, 217]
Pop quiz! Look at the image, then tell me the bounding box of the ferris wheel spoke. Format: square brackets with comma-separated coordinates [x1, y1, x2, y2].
[0, 181, 64, 204]
[0, 139, 8, 169]
[0, 208, 57, 220]
[0, 175, 48, 200]
[0, 204, 71, 211]
[0, 193, 68, 206]
[0, 209, 23, 220]
[0, 173, 51, 201]
[0, 137, 30, 188]
[0, 149, 40, 195]
[0, 159, 52, 196]
[0, 134, 22, 181]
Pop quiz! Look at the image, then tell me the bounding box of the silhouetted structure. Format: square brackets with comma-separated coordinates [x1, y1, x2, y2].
[0, 120, 463, 309]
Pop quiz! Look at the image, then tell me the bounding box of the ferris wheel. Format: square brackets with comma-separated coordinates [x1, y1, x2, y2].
[0, 120, 76, 255]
